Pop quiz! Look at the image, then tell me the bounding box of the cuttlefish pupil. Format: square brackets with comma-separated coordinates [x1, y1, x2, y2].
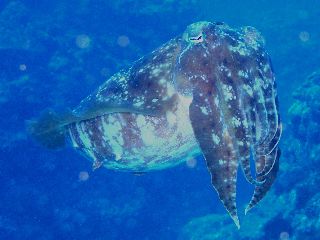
[189, 33, 204, 43]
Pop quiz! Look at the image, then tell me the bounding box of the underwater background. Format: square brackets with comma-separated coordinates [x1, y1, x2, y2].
[1, 0, 320, 239]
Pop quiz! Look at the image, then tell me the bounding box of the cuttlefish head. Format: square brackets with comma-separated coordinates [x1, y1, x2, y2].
[174, 21, 281, 228]
[174, 21, 228, 96]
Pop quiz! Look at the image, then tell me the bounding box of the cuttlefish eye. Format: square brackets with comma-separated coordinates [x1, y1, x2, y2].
[183, 21, 211, 44]
[189, 33, 204, 43]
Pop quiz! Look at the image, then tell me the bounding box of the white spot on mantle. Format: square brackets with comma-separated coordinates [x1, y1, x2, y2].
[200, 106, 209, 115]
[212, 133, 220, 144]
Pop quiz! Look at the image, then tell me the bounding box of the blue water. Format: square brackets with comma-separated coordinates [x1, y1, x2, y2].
[1, 1, 320, 239]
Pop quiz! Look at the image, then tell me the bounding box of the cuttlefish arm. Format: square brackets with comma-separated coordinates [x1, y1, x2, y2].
[245, 148, 280, 214]
[189, 83, 240, 229]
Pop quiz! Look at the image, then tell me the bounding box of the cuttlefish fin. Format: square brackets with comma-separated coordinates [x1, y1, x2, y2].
[26, 109, 75, 149]
[27, 103, 155, 149]
[74, 99, 163, 120]
[189, 98, 240, 229]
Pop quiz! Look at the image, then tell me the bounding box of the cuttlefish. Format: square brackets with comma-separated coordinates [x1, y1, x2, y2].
[29, 21, 282, 228]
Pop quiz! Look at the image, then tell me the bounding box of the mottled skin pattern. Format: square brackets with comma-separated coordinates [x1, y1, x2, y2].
[69, 39, 200, 171]
[66, 22, 281, 228]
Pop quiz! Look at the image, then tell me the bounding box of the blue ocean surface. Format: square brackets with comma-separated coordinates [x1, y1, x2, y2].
[1, 0, 320, 239]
